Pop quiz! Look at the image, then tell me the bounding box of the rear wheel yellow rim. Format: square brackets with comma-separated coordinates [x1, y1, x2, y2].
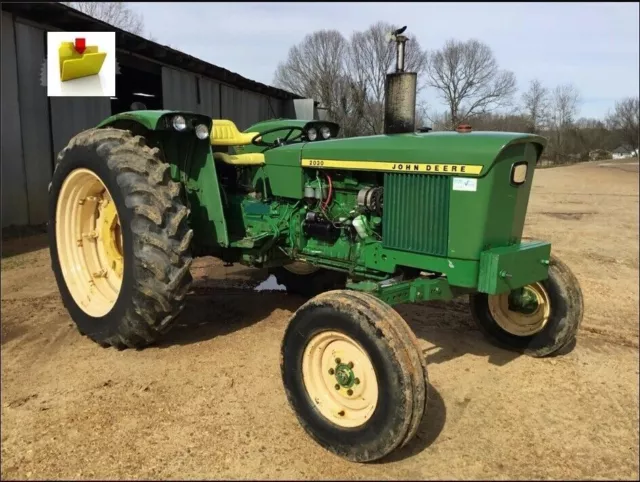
[488, 282, 551, 337]
[55, 168, 124, 317]
[301, 331, 379, 428]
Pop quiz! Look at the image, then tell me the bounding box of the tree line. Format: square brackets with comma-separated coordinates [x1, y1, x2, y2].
[273, 22, 639, 163]
[57, 8, 639, 163]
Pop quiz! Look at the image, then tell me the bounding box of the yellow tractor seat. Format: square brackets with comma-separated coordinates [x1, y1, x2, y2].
[210, 119, 260, 147]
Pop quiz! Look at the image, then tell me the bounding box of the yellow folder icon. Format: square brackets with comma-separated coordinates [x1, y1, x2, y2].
[58, 41, 107, 82]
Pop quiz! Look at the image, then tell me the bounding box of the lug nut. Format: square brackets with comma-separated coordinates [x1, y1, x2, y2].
[347, 361, 354, 369]
[347, 389, 353, 396]
[328, 368, 334, 375]
[354, 378, 360, 385]
[334, 384, 340, 390]
[335, 358, 341, 364]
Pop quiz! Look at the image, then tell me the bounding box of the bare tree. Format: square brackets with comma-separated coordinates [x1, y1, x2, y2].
[62, 2, 145, 35]
[425, 39, 516, 129]
[547, 83, 581, 161]
[426, 110, 452, 131]
[273, 24, 430, 136]
[572, 117, 613, 156]
[415, 100, 431, 130]
[521, 79, 549, 133]
[273, 29, 349, 128]
[348, 22, 428, 134]
[549, 83, 580, 128]
[469, 113, 529, 132]
[606, 97, 639, 153]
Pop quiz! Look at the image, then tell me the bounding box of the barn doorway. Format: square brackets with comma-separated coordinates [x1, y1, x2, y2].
[111, 53, 163, 114]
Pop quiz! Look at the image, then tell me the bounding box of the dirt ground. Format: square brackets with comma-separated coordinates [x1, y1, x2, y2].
[2, 159, 639, 480]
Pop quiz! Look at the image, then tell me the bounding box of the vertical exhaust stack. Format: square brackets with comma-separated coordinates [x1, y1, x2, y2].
[384, 26, 418, 135]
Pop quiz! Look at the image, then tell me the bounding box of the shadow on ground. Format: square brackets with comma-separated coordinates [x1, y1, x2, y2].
[156, 268, 303, 348]
[160, 279, 576, 364]
[395, 299, 528, 367]
[378, 381, 447, 463]
[402, 301, 576, 366]
[1, 231, 49, 259]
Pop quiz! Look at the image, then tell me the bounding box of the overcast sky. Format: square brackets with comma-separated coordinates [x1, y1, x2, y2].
[132, 2, 639, 120]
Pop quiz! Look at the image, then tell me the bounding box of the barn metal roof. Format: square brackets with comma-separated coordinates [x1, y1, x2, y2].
[1, 1, 303, 101]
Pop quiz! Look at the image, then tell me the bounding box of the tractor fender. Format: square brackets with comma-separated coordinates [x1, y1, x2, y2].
[96, 110, 212, 134]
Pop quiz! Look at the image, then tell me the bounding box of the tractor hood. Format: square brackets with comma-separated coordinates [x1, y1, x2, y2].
[299, 131, 547, 177]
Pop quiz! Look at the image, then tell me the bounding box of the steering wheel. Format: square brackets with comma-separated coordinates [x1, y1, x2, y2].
[251, 126, 304, 149]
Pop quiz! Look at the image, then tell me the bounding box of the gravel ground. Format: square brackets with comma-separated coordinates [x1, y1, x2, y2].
[1, 159, 638, 480]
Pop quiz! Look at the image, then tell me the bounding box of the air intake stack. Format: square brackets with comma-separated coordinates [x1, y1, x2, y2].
[383, 26, 417, 135]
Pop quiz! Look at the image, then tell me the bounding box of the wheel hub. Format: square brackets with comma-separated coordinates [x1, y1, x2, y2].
[98, 198, 124, 277]
[301, 331, 378, 428]
[508, 287, 539, 314]
[488, 282, 551, 337]
[334, 362, 355, 388]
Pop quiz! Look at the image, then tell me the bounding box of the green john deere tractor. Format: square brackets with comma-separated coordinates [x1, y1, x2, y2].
[47, 29, 583, 462]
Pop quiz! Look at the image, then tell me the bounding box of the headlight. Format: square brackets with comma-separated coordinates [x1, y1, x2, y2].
[320, 126, 331, 139]
[511, 162, 528, 185]
[195, 124, 209, 140]
[307, 127, 317, 141]
[172, 115, 187, 131]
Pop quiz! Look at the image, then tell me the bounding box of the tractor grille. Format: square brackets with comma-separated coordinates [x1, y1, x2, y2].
[382, 173, 450, 256]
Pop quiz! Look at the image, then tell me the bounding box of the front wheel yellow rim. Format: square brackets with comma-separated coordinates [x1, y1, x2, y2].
[301, 331, 379, 428]
[55, 168, 124, 318]
[488, 282, 551, 337]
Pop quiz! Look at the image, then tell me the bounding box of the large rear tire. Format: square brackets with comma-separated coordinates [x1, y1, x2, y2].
[48, 128, 193, 349]
[280, 289, 428, 462]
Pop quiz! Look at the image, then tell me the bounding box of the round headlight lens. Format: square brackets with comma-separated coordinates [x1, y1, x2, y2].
[172, 115, 187, 131]
[320, 126, 331, 139]
[195, 124, 209, 140]
[307, 127, 317, 141]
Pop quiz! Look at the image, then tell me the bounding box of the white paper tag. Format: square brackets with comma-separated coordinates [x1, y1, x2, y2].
[452, 177, 477, 192]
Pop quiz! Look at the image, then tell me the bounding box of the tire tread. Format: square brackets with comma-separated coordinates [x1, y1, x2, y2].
[53, 128, 193, 349]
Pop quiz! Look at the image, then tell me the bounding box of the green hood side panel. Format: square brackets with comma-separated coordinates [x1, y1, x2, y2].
[263, 143, 307, 199]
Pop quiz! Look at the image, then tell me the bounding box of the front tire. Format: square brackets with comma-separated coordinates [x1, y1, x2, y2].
[469, 255, 584, 357]
[48, 128, 193, 349]
[280, 290, 428, 462]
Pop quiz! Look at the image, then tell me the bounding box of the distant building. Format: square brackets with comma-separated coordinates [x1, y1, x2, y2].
[612, 146, 639, 159]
